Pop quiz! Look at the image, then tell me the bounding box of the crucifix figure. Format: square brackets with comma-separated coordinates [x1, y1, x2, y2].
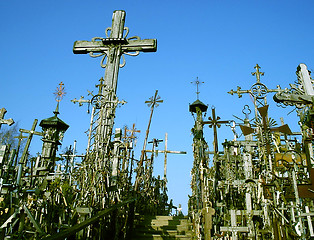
[0, 108, 14, 130]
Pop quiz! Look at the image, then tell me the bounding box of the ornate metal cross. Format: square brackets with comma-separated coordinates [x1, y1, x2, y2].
[191, 77, 204, 100]
[228, 64, 281, 108]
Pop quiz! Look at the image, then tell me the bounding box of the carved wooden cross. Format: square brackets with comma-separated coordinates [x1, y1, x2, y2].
[203, 107, 230, 154]
[0, 108, 14, 130]
[73, 10, 157, 95]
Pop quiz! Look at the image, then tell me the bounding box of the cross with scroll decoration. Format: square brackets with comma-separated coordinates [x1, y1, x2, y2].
[228, 64, 282, 108]
[203, 107, 230, 154]
[73, 10, 157, 96]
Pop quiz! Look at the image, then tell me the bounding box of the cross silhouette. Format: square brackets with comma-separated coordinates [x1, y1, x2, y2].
[203, 107, 230, 154]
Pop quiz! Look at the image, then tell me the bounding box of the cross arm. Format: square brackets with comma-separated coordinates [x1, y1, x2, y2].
[73, 38, 157, 54]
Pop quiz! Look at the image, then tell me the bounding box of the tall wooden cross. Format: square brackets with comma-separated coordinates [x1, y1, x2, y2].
[0, 108, 14, 130]
[73, 10, 157, 95]
[73, 10, 157, 152]
[203, 107, 230, 154]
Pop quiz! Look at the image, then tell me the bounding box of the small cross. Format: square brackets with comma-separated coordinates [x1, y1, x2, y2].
[251, 64, 264, 83]
[0, 108, 14, 130]
[127, 123, 141, 140]
[54, 82, 66, 102]
[95, 77, 106, 95]
[191, 77, 204, 100]
[145, 91, 163, 108]
[203, 107, 230, 154]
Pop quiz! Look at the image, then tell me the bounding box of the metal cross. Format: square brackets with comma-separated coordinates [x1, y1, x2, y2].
[54, 82, 66, 102]
[251, 64, 264, 83]
[191, 77, 204, 100]
[203, 107, 230, 154]
[0, 108, 14, 130]
[228, 64, 281, 101]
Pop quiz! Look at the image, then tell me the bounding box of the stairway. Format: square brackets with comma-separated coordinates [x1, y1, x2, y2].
[131, 215, 192, 240]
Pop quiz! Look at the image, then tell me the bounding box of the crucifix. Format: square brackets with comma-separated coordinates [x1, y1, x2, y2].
[203, 107, 230, 154]
[0, 108, 14, 130]
[73, 10, 157, 146]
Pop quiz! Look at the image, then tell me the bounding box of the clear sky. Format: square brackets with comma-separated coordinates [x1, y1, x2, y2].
[1, 0, 314, 214]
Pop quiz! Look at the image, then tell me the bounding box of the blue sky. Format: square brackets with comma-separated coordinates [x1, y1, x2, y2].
[1, 1, 314, 214]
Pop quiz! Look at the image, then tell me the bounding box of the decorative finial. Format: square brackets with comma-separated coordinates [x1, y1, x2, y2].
[251, 64, 264, 83]
[54, 82, 66, 102]
[53, 82, 66, 116]
[191, 77, 204, 100]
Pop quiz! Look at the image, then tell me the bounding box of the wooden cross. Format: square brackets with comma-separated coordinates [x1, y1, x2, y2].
[274, 63, 314, 107]
[203, 107, 230, 154]
[0, 108, 14, 130]
[135, 90, 163, 190]
[73, 10, 157, 95]
[16, 119, 43, 186]
[74, 11, 156, 151]
[220, 209, 249, 240]
[146, 133, 187, 183]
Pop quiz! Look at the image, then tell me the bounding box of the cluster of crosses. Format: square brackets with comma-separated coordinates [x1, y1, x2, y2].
[0, 10, 188, 240]
[189, 63, 314, 240]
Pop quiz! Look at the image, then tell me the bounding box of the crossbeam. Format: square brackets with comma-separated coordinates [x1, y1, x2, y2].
[0, 108, 14, 130]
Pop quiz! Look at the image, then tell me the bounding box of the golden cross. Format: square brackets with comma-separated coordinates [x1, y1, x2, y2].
[54, 82, 66, 102]
[251, 64, 264, 83]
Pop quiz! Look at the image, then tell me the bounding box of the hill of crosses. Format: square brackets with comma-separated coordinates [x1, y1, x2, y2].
[1, 10, 314, 240]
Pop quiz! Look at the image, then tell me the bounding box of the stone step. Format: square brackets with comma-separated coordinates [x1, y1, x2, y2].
[132, 215, 192, 240]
